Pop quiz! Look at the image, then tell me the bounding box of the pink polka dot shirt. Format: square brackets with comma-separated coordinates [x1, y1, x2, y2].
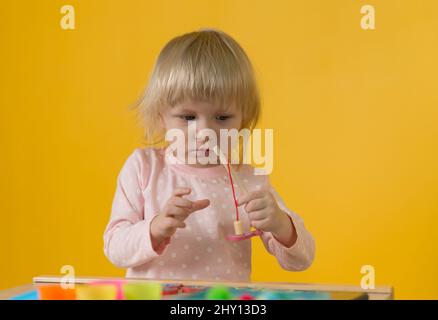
[103, 147, 315, 281]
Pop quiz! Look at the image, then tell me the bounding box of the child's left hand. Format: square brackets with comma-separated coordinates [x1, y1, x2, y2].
[237, 190, 297, 247]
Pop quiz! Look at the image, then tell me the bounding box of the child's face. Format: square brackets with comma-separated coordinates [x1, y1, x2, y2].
[160, 99, 243, 167]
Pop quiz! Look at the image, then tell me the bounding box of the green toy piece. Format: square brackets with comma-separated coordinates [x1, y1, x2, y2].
[206, 285, 233, 300]
[122, 283, 162, 300]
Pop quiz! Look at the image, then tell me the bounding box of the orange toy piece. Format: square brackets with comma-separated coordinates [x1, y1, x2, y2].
[37, 285, 76, 300]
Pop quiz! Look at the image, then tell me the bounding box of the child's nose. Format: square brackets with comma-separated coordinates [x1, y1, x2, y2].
[195, 118, 211, 131]
[194, 120, 220, 144]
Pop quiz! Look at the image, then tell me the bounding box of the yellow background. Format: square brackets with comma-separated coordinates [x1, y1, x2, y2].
[1, 0, 437, 299]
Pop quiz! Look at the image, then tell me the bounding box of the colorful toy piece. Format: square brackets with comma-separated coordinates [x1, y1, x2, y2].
[257, 290, 287, 300]
[122, 283, 162, 300]
[162, 284, 182, 295]
[90, 280, 124, 300]
[239, 293, 255, 300]
[181, 285, 207, 294]
[206, 285, 233, 300]
[7, 281, 343, 300]
[9, 290, 39, 300]
[227, 229, 263, 241]
[37, 285, 76, 300]
[76, 284, 117, 300]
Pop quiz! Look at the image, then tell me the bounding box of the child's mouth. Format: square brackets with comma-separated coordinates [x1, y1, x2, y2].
[194, 148, 210, 157]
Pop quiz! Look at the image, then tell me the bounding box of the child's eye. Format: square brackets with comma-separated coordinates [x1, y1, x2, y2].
[179, 115, 196, 121]
[216, 115, 232, 121]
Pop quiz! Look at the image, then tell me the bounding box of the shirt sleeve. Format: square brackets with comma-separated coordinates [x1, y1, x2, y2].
[259, 177, 316, 271]
[103, 148, 169, 268]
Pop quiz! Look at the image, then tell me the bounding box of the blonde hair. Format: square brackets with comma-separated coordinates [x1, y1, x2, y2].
[133, 28, 261, 145]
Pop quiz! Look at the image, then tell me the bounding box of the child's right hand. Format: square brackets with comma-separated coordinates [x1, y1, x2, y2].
[150, 187, 210, 250]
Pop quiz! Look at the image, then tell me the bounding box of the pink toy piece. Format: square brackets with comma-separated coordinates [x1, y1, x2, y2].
[162, 283, 183, 295]
[226, 229, 263, 241]
[239, 293, 255, 300]
[181, 285, 207, 293]
[162, 286, 179, 295]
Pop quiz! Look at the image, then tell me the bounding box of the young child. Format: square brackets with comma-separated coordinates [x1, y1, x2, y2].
[103, 29, 315, 281]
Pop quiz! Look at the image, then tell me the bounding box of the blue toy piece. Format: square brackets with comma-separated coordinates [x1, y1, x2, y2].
[9, 290, 39, 300]
[257, 290, 288, 300]
[256, 289, 331, 300]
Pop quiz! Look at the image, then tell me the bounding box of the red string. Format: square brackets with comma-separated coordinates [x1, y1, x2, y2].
[226, 162, 240, 221]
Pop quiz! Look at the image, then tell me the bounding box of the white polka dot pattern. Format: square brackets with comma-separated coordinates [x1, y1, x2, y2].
[105, 147, 314, 282]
